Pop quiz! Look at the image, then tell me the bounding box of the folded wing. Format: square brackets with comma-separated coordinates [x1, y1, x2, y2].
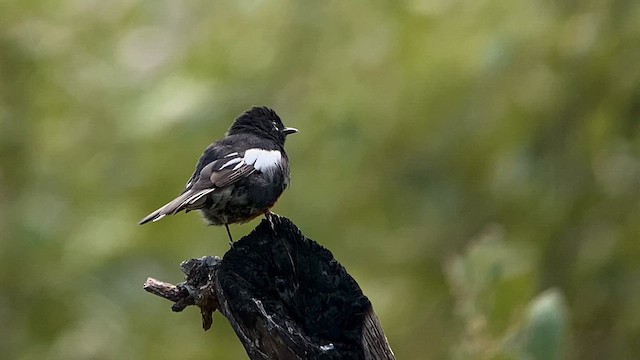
[139, 148, 282, 225]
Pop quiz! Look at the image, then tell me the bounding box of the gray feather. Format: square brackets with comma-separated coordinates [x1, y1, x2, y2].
[138, 188, 216, 225]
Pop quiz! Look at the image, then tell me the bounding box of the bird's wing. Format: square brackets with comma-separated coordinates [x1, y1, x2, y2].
[139, 148, 283, 225]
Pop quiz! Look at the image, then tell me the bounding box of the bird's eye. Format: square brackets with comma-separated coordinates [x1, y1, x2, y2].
[273, 121, 279, 131]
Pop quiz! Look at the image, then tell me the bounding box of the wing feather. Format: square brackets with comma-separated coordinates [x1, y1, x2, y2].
[140, 147, 282, 225]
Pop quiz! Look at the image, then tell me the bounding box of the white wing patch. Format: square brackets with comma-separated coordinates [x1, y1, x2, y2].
[243, 148, 282, 173]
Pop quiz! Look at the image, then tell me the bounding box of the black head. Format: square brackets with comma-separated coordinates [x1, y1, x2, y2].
[228, 106, 298, 145]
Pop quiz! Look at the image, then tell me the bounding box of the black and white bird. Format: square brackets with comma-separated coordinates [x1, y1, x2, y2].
[139, 106, 298, 243]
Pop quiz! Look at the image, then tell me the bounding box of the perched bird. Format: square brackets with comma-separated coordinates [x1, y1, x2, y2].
[139, 106, 298, 243]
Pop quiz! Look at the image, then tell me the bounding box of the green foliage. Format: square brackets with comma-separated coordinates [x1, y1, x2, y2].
[1, 0, 640, 359]
[520, 290, 568, 360]
[446, 230, 569, 360]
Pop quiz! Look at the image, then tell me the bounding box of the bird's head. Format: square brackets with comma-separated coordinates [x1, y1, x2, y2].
[228, 106, 298, 144]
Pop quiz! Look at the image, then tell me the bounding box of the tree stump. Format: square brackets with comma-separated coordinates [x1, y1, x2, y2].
[144, 215, 395, 360]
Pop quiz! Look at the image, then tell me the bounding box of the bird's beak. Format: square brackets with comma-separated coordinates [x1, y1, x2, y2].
[283, 127, 298, 135]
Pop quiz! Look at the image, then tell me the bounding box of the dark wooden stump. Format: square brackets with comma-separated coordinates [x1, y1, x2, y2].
[144, 215, 395, 360]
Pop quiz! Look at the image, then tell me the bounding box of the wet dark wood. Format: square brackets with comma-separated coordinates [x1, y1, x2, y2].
[144, 215, 395, 360]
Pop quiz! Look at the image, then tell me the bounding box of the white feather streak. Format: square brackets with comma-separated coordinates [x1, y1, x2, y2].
[220, 158, 242, 169]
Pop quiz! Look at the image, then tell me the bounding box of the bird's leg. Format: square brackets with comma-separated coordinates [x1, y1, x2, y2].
[224, 224, 234, 246]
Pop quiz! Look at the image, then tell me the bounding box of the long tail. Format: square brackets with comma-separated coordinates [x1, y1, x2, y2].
[139, 188, 216, 225]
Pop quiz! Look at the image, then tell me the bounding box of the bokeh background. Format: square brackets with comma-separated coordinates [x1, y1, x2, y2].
[1, 1, 639, 359]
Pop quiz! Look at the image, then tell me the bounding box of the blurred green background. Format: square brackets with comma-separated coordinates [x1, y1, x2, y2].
[1, 0, 639, 359]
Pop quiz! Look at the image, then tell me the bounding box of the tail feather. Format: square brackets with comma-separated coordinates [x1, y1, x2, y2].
[139, 188, 216, 225]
